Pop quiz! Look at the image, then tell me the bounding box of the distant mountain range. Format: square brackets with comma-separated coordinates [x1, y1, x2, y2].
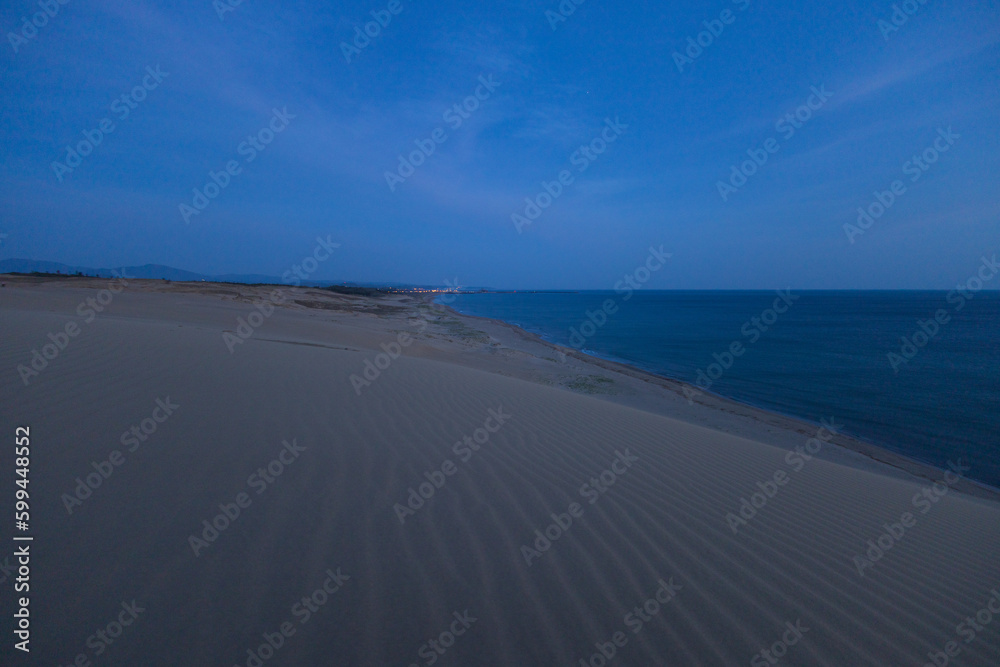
[0, 258, 283, 284]
[0, 258, 492, 291]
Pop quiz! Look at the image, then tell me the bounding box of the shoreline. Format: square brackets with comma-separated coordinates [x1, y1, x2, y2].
[430, 295, 1000, 504]
[5, 275, 1000, 664]
[3, 272, 996, 503]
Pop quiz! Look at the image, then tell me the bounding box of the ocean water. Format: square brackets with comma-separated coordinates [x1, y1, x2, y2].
[444, 291, 1000, 490]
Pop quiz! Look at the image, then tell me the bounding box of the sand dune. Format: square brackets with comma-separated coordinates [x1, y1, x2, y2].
[1, 278, 998, 665]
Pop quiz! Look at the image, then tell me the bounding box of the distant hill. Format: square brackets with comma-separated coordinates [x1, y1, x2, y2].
[0, 259, 292, 284]
[0, 258, 494, 291]
[0, 259, 209, 281]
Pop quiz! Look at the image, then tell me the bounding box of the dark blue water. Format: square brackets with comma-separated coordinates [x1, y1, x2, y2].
[445, 291, 1000, 489]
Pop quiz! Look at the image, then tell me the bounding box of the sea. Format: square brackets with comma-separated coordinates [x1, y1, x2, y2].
[443, 291, 1000, 490]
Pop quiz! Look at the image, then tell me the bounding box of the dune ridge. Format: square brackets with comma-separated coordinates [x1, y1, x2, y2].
[1, 277, 998, 665]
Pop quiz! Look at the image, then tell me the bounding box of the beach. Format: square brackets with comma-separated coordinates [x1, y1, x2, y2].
[2, 276, 999, 665]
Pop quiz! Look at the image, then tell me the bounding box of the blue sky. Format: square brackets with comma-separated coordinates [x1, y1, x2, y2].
[1, 0, 998, 289]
